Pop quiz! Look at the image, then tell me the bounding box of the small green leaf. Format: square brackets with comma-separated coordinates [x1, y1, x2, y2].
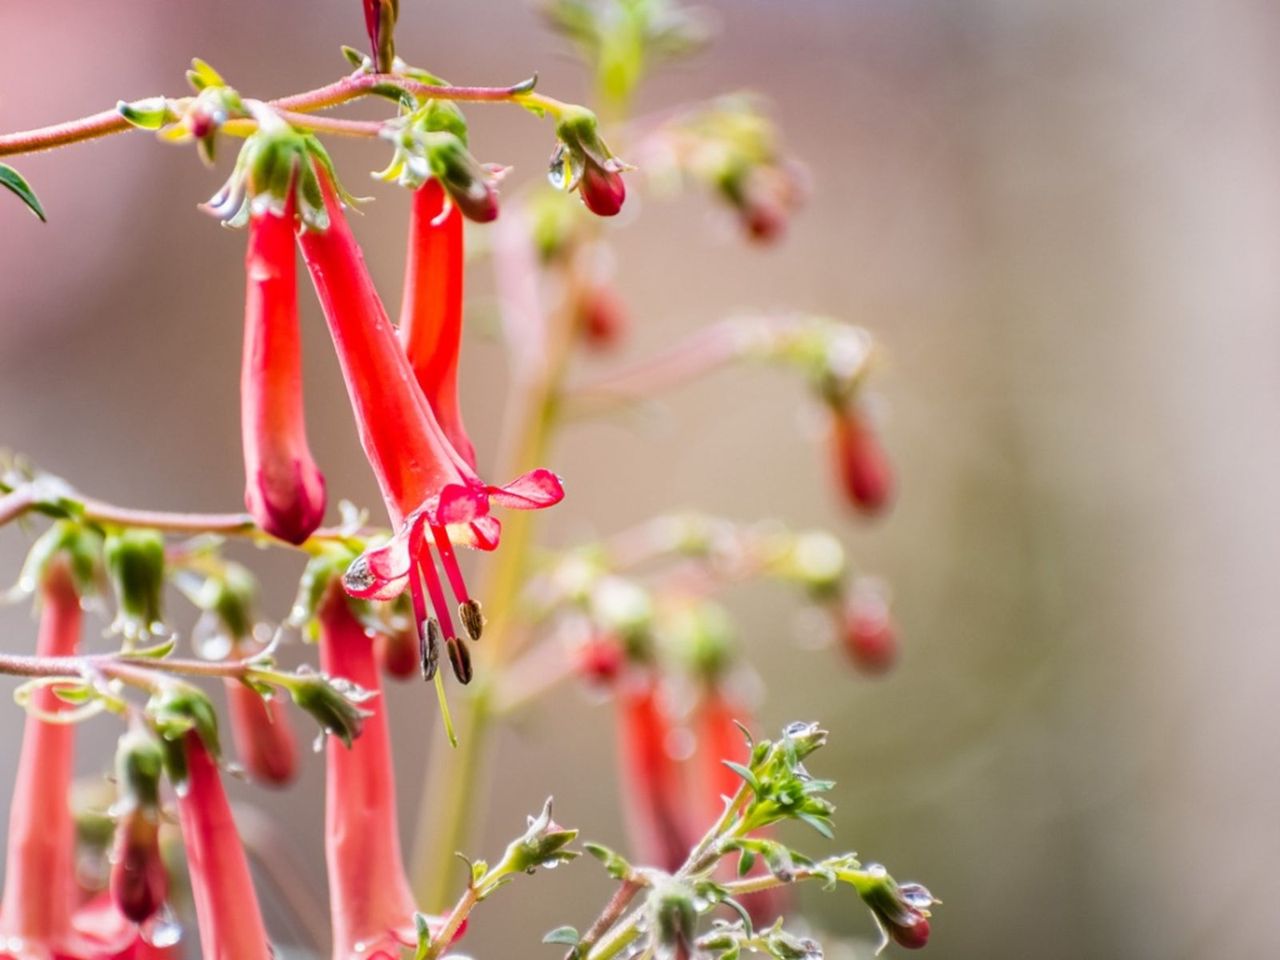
[542, 926, 581, 946]
[0, 164, 46, 222]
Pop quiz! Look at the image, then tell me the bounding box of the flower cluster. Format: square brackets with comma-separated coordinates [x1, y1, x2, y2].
[0, 0, 939, 957]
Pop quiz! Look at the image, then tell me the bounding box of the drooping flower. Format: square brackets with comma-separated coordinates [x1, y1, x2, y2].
[108, 731, 168, 927]
[173, 732, 273, 960]
[855, 864, 936, 952]
[296, 161, 564, 680]
[240, 185, 327, 545]
[398, 177, 476, 468]
[224, 679, 298, 786]
[830, 403, 894, 516]
[0, 558, 164, 959]
[616, 671, 696, 872]
[839, 578, 898, 675]
[549, 108, 629, 218]
[316, 581, 457, 959]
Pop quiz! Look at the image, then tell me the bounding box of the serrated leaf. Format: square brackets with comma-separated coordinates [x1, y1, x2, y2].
[542, 926, 581, 946]
[1, 164, 46, 222]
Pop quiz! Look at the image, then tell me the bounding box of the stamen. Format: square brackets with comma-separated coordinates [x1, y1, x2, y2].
[416, 547, 458, 643]
[459, 599, 484, 643]
[430, 524, 472, 605]
[430, 524, 484, 643]
[422, 618, 442, 681]
[446, 636, 473, 685]
[408, 565, 431, 682]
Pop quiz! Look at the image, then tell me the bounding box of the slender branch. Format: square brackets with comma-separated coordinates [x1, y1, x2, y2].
[570, 878, 646, 960]
[563, 320, 749, 418]
[0, 650, 262, 684]
[77, 497, 257, 535]
[0, 487, 35, 527]
[424, 884, 481, 960]
[0, 73, 554, 159]
[0, 109, 132, 157]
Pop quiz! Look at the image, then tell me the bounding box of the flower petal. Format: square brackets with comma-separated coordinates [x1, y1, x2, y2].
[434, 482, 489, 525]
[447, 514, 503, 551]
[489, 469, 565, 510]
[343, 533, 412, 601]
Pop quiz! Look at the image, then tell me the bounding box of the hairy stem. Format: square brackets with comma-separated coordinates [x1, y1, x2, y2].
[0, 73, 556, 158]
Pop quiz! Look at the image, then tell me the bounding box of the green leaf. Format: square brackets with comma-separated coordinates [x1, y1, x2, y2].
[0, 164, 46, 222]
[542, 926, 581, 946]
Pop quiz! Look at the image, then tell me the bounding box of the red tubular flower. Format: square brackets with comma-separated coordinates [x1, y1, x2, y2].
[0, 562, 155, 959]
[616, 672, 696, 872]
[830, 404, 894, 516]
[108, 811, 166, 927]
[224, 679, 298, 786]
[317, 584, 455, 959]
[839, 579, 898, 676]
[398, 178, 475, 468]
[297, 165, 564, 680]
[241, 189, 327, 545]
[174, 733, 272, 960]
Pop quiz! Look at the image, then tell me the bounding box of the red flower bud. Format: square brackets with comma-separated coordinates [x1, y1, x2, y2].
[579, 161, 627, 218]
[241, 191, 327, 545]
[109, 809, 167, 925]
[830, 405, 894, 515]
[577, 285, 629, 350]
[375, 627, 421, 680]
[225, 679, 298, 786]
[575, 632, 625, 687]
[839, 581, 898, 675]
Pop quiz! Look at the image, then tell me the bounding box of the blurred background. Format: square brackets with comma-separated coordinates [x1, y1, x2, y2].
[4, 0, 1280, 957]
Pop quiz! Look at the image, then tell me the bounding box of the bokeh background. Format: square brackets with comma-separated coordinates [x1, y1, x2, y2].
[4, 1, 1280, 957]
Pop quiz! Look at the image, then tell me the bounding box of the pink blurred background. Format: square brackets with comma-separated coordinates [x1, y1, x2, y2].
[4, 1, 1280, 957]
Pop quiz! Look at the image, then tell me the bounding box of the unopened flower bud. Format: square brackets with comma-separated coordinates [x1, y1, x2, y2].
[549, 109, 629, 217]
[500, 798, 578, 875]
[104, 529, 166, 645]
[579, 161, 627, 218]
[856, 865, 936, 951]
[109, 807, 167, 925]
[840, 580, 897, 675]
[575, 632, 625, 687]
[578, 284, 629, 350]
[109, 730, 168, 924]
[829, 404, 894, 516]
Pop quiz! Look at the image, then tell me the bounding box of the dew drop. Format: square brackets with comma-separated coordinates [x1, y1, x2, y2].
[142, 903, 183, 948]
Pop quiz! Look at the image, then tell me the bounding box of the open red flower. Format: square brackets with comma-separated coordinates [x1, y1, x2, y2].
[317, 583, 458, 959]
[240, 186, 327, 545]
[297, 163, 563, 680]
